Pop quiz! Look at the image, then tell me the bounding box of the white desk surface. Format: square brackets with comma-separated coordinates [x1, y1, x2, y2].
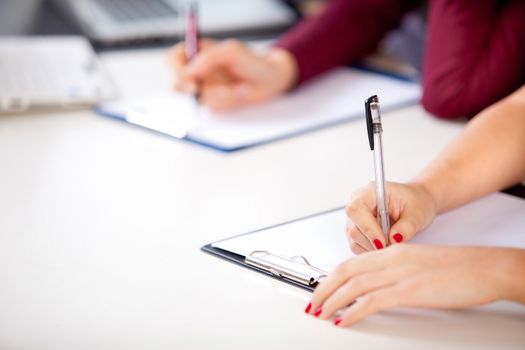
[0, 48, 523, 350]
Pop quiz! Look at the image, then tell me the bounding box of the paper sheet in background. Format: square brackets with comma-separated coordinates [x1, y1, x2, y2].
[211, 192, 525, 273]
[96, 67, 420, 152]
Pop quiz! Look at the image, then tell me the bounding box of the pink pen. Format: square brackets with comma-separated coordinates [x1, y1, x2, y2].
[185, 0, 199, 62]
[185, 0, 200, 104]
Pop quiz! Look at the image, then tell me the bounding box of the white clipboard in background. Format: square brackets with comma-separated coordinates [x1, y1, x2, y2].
[96, 67, 420, 152]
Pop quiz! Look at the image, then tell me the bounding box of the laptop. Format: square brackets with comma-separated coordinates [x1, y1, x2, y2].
[0, 36, 116, 114]
[52, 0, 297, 45]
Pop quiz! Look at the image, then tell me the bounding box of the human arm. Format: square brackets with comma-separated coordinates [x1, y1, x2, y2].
[275, 0, 419, 84]
[306, 244, 525, 326]
[168, 0, 418, 111]
[415, 84, 525, 212]
[345, 84, 525, 253]
[422, 0, 525, 119]
[168, 39, 298, 111]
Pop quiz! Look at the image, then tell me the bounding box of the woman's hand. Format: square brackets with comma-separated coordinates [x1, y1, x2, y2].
[305, 245, 525, 326]
[345, 182, 438, 254]
[168, 39, 298, 111]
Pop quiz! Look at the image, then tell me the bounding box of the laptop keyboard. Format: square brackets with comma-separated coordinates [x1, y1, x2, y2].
[94, 0, 179, 21]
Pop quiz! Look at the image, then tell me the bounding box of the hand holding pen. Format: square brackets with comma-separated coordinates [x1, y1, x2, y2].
[344, 95, 437, 254]
[167, 19, 298, 111]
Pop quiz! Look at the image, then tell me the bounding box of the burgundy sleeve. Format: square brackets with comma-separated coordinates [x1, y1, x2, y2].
[422, 0, 525, 119]
[275, 0, 419, 84]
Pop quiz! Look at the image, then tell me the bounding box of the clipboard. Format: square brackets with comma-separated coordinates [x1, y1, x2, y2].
[202, 192, 525, 292]
[96, 68, 421, 152]
[199, 247, 329, 292]
[201, 208, 343, 292]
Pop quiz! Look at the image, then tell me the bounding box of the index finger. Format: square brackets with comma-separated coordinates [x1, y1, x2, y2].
[346, 187, 387, 250]
[167, 39, 218, 71]
[167, 43, 188, 72]
[308, 250, 388, 315]
[185, 39, 252, 78]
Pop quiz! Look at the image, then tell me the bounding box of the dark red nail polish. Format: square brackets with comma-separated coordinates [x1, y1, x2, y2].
[305, 303, 312, 313]
[334, 318, 342, 326]
[393, 233, 403, 243]
[314, 308, 323, 317]
[373, 239, 384, 249]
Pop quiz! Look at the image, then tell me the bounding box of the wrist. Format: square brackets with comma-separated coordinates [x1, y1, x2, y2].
[495, 249, 525, 304]
[408, 181, 439, 219]
[265, 47, 299, 94]
[411, 160, 456, 214]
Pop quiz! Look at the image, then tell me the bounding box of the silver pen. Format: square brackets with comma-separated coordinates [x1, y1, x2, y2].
[365, 95, 390, 244]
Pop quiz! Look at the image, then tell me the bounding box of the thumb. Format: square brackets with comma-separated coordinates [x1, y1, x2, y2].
[388, 216, 420, 245]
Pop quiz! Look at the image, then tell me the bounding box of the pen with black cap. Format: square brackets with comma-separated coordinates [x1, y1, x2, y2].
[365, 95, 390, 245]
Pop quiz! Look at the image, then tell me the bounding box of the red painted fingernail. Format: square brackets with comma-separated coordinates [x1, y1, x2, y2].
[373, 239, 384, 249]
[314, 308, 323, 317]
[334, 318, 342, 326]
[393, 233, 404, 243]
[305, 303, 312, 313]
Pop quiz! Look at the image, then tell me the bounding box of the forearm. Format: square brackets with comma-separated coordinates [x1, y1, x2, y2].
[497, 249, 525, 304]
[275, 0, 418, 85]
[413, 85, 525, 213]
[421, 0, 525, 119]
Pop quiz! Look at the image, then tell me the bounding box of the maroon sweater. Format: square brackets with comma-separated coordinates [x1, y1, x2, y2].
[276, 0, 525, 119]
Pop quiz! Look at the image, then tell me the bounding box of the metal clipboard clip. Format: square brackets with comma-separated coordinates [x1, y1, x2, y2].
[245, 250, 328, 287]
